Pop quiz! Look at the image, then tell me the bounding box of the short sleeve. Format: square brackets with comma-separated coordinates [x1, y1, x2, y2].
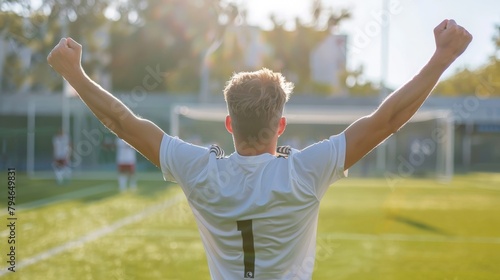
[291, 132, 348, 200]
[159, 134, 210, 195]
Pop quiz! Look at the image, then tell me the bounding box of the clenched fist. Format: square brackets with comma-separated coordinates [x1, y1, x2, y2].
[433, 19, 473, 63]
[47, 37, 84, 80]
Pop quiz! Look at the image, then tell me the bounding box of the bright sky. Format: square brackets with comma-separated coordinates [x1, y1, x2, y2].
[237, 0, 500, 89]
[25, 0, 498, 88]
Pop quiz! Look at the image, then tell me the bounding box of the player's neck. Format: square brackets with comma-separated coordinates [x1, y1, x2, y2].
[236, 146, 277, 156]
[234, 139, 278, 157]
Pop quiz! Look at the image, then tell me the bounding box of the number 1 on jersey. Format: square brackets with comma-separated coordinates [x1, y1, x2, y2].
[237, 219, 255, 279]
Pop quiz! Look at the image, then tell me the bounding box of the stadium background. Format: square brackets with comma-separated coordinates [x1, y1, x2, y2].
[0, 0, 499, 279]
[0, 94, 499, 176]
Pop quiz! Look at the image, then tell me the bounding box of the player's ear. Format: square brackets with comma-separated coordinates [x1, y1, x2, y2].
[277, 117, 286, 136]
[225, 115, 233, 134]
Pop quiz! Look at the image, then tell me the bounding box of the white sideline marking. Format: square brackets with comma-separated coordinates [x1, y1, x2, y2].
[0, 184, 114, 237]
[0, 193, 184, 276]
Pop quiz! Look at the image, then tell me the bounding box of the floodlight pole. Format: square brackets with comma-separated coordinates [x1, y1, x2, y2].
[0, 32, 5, 93]
[170, 106, 180, 137]
[199, 6, 228, 104]
[61, 9, 71, 139]
[27, 100, 35, 177]
[444, 116, 454, 182]
[376, 0, 390, 172]
[199, 38, 223, 103]
[62, 88, 70, 135]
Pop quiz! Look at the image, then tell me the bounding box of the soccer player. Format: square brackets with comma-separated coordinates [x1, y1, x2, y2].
[47, 19, 471, 279]
[116, 138, 137, 192]
[52, 129, 72, 185]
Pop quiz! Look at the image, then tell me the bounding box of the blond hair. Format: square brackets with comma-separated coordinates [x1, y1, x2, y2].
[223, 68, 293, 142]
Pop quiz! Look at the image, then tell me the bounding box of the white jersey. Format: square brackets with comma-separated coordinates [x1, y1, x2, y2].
[53, 134, 70, 160]
[116, 138, 136, 165]
[159, 133, 347, 279]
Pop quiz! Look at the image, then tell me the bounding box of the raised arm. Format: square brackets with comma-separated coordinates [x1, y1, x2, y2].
[47, 38, 164, 167]
[344, 19, 472, 170]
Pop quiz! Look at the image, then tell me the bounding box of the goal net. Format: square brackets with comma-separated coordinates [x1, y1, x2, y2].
[171, 104, 454, 182]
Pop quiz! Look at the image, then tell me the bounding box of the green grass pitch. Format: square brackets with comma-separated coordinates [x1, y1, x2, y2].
[0, 172, 499, 279]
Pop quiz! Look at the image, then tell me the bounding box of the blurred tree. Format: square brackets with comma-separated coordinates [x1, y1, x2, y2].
[110, 0, 239, 93]
[0, 0, 392, 97]
[0, 0, 242, 94]
[0, 10, 59, 92]
[0, 0, 120, 93]
[339, 65, 379, 96]
[494, 24, 500, 58]
[208, 6, 254, 92]
[434, 24, 500, 97]
[262, 0, 350, 94]
[207, 1, 352, 97]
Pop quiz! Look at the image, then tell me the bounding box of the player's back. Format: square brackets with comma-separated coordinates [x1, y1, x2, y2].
[189, 153, 320, 279]
[159, 134, 347, 279]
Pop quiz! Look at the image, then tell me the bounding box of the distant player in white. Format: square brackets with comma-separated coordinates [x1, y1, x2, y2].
[47, 19, 472, 279]
[52, 129, 71, 185]
[116, 138, 137, 192]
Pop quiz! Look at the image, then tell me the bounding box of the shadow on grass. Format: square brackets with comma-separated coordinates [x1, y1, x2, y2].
[388, 214, 451, 236]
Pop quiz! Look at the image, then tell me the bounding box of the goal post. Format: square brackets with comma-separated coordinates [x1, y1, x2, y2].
[171, 104, 454, 181]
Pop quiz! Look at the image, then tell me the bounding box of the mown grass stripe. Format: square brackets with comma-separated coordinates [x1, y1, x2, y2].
[0, 183, 114, 216]
[0, 193, 184, 276]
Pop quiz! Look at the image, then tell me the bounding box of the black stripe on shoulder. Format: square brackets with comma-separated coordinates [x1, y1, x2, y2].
[276, 145, 291, 158]
[210, 144, 225, 159]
